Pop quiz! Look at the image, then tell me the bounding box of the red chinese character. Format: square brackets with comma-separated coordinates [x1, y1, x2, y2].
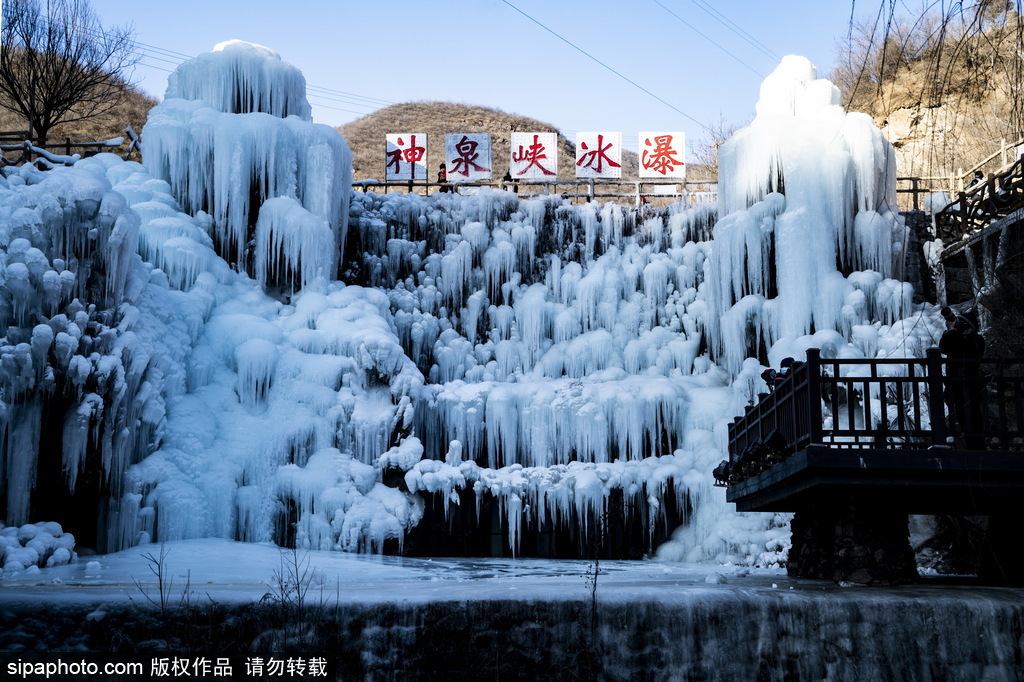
[387, 135, 426, 177]
[576, 134, 621, 173]
[386, 147, 403, 175]
[401, 135, 425, 163]
[450, 135, 490, 176]
[642, 135, 683, 175]
[512, 134, 556, 176]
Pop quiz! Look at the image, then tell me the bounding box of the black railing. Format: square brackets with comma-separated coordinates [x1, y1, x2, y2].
[723, 348, 1024, 485]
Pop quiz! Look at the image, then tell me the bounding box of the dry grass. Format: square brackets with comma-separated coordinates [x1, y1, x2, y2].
[0, 84, 155, 158]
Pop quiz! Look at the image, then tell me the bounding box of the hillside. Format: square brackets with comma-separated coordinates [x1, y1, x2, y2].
[832, 6, 1024, 185]
[0, 84, 155, 158]
[337, 100, 646, 183]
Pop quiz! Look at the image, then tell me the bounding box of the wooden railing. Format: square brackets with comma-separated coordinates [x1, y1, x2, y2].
[0, 128, 138, 166]
[934, 154, 1024, 242]
[723, 348, 1024, 484]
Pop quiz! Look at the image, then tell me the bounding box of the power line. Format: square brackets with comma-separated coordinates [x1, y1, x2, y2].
[136, 50, 187, 67]
[126, 40, 396, 115]
[650, 0, 765, 77]
[305, 99, 381, 116]
[685, 0, 781, 62]
[135, 41, 194, 62]
[500, 0, 711, 133]
[306, 85, 394, 107]
[136, 60, 175, 74]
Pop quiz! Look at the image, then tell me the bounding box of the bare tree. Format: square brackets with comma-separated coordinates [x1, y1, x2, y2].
[0, 0, 137, 148]
[831, 2, 1023, 178]
[689, 114, 744, 180]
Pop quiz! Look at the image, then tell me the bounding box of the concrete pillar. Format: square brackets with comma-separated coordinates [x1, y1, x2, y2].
[788, 498, 917, 585]
[978, 512, 1024, 586]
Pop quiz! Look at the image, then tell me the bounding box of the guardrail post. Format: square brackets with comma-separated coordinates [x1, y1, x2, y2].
[806, 348, 823, 445]
[958, 191, 968, 239]
[926, 348, 947, 446]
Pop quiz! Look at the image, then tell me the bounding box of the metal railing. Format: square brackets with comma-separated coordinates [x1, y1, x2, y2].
[353, 178, 718, 206]
[724, 348, 1024, 484]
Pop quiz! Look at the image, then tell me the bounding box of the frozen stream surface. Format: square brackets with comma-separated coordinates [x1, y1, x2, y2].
[1, 540, 1023, 680]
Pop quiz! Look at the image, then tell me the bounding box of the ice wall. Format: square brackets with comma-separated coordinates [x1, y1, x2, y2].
[0, 50, 937, 565]
[0, 158, 159, 537]
[707, 55, 911, 375]
[0, 43, 410, 558]
[144, 41, 351, 291]
[345, 56, 934, 562]
[349, 189, 742, 555]
[94, 155, 422, 555]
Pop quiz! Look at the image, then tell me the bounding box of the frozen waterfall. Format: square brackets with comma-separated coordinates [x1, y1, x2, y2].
[0, 50, 940, 569]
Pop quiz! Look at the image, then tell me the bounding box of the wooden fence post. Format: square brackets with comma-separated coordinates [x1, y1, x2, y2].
[806, 348, 823, 445]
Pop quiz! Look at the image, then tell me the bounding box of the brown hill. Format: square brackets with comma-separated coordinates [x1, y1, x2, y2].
[337, 100, 644, 183]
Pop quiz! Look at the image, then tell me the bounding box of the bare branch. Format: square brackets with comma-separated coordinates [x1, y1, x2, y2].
[0, 0, 138, 147]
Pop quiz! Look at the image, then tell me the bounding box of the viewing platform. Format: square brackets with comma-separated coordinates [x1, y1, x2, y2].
[721, 348, 1024, 584]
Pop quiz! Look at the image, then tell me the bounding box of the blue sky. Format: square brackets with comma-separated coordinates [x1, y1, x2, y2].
[89, 0, 865, 151]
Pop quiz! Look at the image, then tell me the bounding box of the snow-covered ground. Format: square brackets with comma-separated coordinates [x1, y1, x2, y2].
[0, 538, 794, 607]
[2, 538, 1021, 609]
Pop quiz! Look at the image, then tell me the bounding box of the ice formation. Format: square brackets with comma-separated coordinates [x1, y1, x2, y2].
[0, 521, 77, 572]
[707, 55, 912, 375]
[143, 40, 351, 288]
[0, 50, 941, 566]
[165, 40, 312, 121]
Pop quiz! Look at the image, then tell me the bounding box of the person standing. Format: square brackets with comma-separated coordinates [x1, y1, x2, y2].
[939, 307, 986, 447]
[437, 163, 452, 193]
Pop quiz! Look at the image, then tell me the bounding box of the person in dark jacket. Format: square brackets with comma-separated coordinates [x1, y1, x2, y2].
[939, 307, 985, 447]
[437, 163, 452, 193]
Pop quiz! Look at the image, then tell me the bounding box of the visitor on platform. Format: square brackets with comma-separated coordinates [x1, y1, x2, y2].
[939, 306, 986, 448]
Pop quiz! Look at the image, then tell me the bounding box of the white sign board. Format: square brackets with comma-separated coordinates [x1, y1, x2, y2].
[510, 132, 558, 180]
[445, 133, 492, 182]
[385, 133, 428, 181]
[575, 132, 622, 179]
[639, 132, 686, 179]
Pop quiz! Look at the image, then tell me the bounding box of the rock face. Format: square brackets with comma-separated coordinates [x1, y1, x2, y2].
[878, 104, 1019, 187]
[843, 10, 1024, 192]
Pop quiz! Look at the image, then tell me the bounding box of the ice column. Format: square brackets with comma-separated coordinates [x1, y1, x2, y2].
[143, 41, 352, 291]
